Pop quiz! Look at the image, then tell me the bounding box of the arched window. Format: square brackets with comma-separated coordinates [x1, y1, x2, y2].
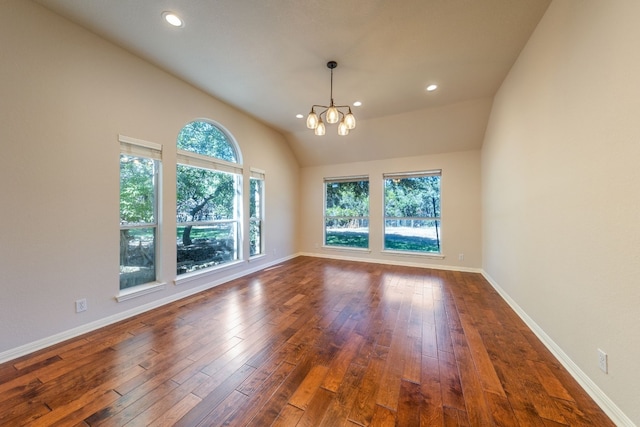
[176, 120, 242, 275]
[177, 121, 239, 162]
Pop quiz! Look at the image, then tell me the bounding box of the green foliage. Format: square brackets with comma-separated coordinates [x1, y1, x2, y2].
[176, 165, 235, 222]
[250, 220, 262, 255]
[384, 176, 440, 218]
[120, 155, 155, 224]
[325, 180, 369, 217]
[250, 178, 263, 219]
[177, 121, 237, 162]
[176, 226, 230, 240]
[384, 233, 440, 253]
[325, 231, 369, 248]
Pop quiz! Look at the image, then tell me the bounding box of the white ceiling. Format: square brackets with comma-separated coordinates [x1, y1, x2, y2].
[34, 0, 551, 166]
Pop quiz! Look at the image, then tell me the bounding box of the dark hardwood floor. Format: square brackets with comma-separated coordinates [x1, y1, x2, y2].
[0, 256, 613, 426]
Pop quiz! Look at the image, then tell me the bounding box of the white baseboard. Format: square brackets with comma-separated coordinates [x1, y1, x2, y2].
[481, 270, 635, 427]
[0, 254, 297, 365]
[299, 251, 482, 273]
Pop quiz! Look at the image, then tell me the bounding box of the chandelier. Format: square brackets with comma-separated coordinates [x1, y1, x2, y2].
[306, 61, 356, 136]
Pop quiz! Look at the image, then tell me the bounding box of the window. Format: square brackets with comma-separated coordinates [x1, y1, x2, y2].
[250, 170, 265, 257]
[383, 170, 441, 254]
[176, 121, 242, 275]
[119, 136, 161, 290]
[324, 176, 369, 249]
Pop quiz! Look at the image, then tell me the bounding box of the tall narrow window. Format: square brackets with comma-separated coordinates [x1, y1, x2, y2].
[383, 170, 441, 254]
[324, 176, 369, 249]
[119, 136, 161, 290]
[250, 169, 265, 256]
[176, 120, 242, 275]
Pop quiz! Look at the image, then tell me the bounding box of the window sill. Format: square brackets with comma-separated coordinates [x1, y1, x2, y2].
[116, 281, 166, 302]
[381, 250, 445, 260]
[322, 245, 372, 254]
[174, 260, 244, 286]
[249, 253, 267, 262]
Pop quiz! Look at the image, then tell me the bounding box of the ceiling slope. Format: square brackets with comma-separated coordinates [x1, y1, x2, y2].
[33, 0, 551, 166]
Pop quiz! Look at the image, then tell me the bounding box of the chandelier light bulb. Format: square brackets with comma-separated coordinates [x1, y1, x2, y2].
[306, 110, 319, 129]
[315, 119, 326, 136]
[338, 121, 349, 136]
[344, 110, 356, 129]
[326, 105, 340, 124]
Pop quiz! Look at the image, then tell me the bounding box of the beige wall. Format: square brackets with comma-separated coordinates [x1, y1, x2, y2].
[0, 0, 299, 356]
[482, 0, 640, 424]
[299, 150, 482, 270]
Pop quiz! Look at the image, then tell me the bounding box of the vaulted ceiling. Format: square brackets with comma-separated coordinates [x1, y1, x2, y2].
[34, 0, 551, 166]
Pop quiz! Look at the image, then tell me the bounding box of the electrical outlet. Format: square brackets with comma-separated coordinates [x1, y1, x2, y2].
[75, 298, 87, 313]
[458, 253, 464, 261]
[598, 348, 608, 373]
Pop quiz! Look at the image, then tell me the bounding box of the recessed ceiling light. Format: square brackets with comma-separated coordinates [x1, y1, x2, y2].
[296, 114, 304, 119]
[426, 84, 438, 92]
[162, 11, 184, 27]
[353, 101, 362, 107]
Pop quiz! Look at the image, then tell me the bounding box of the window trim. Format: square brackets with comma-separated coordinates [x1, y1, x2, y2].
[119, 134, 162, 160]
[383, 170, 441, 178]
[176, 149, 242, 175]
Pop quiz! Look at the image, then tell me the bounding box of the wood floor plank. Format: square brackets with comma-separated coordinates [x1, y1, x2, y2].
[147, 393, 202, 427]
[437, 349, 465, 411]
[173, 363, 255, 427]
[194, 389, 249, 427]
[121, 372, 210, 426]
[0, 257, 614, 426]
[348, 354, 385, 426]
[370, 404, 396, 427]
[225, 361, 297, 425]
[484, 390, 519, 427]
[289, 364, 329, 410]
[270, 403, 304, 427]
[33, 389, 121, 427]
[317, 363, 366, 427]
[458, 312, 506, 397]
[245, 352, 317, 426]
[396, 379, 422, 426]
[321, 334, 363, 392]
[420, 354, 444, 426]
[450, 328, 494, 427]
[295, 387, 334, 427]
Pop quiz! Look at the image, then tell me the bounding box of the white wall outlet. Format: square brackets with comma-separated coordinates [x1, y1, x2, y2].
[458, 253, 464, 261]
[75, 298, 87, 313]
[598, 348, 608, 373]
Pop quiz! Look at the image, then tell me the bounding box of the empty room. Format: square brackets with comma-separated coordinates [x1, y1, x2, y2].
[1, 0, 638, 425]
